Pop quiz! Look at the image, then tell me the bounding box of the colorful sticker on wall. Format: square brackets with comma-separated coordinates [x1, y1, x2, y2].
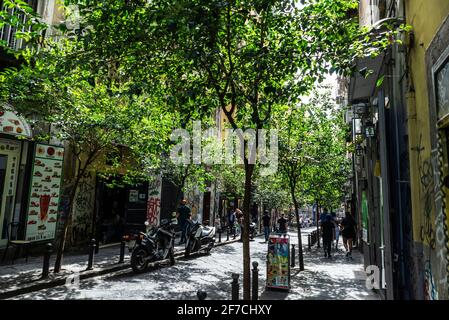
[25, 144, 64, 242]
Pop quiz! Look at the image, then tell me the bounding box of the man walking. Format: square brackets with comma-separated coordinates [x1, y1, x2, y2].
[177, 199, 191, 245]
[262, 210, 271, 242]
[277, 214, 288, 234]
[321, 213, 335, 258]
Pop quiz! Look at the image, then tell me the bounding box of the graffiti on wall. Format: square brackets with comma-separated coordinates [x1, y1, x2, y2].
[147, 175, 162, 226]
[68, 174, 96, 246]
[414, 133, 449, 299]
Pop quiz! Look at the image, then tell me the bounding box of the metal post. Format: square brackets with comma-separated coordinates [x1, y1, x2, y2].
[86, 238, 96, 270]
[308, 234, 311, 251]
[118, 237, 126, 263]
[218, 228, 222, 243]
[41, 243, 52, 279]
[231, 273, 239, 300]
[226, 227, 230, 241]
[197, 290, 207, 300]
[291, 244, 295, 268]
[252, 262, 259, 300]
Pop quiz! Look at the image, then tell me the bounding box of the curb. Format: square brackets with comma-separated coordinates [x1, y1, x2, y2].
[0, 238, 241, 300]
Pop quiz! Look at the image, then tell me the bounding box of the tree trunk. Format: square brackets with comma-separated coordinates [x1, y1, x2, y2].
[290, 183, 304, 271]
[242, 162, 254, 300]
[316, 200, 320, 248]
[292, 199, 304, 271]
[54, 185, 78, 273]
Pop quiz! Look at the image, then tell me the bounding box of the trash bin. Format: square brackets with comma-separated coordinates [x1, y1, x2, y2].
[266, 233, 290, 291]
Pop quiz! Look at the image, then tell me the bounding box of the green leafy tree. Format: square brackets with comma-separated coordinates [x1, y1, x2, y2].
[2, 0, 400, 297]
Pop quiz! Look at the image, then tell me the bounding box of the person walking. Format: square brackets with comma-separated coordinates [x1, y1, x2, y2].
[262, 210, 271, 242]
[321, 213, 335, 258]
[176, 199, 191, 245]
[228, 208, 236, 237]
[331, 212, 340, 251]
[277, 214, 288, 234]
[340, 211, 357, 259]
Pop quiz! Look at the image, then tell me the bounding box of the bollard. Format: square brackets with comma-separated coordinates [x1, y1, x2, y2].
[231, 273, 239, 300]
[308, 234, 311, 251]
[226, 227, 230, 241]
[218, 228, 222, 243]
[41, 243, 52, 279]
[252, 261, 259, 300]
[291, 244, 296, 268]
[197, 290, 207, 300]
[118, 237, 126, 263]
[86, 238, 96, 270]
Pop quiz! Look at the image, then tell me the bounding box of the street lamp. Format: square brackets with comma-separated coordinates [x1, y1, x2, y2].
[364, 121, 376, 137]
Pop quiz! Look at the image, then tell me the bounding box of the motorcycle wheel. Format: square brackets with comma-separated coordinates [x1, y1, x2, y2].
[205, 242, 214, 255]
[185, 239, 193, 258]
[131, 247, 149, 273]
[169, 247, 175, 266]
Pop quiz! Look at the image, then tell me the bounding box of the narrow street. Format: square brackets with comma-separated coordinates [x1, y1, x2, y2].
[9, 228, 379, 300]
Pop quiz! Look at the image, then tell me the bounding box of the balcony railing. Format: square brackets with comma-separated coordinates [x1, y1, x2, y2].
[0, 0, 39, 50]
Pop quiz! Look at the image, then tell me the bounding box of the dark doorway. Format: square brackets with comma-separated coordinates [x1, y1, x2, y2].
[203, 192, 211, 225]
[95, 178, 127, 245]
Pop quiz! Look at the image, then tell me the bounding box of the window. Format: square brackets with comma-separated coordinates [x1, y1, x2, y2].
[0, 0, 39, 50]
[436, 56, 449, 121]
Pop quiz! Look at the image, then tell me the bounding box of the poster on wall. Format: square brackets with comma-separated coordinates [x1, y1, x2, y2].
[25, 144, 65, 242]
[146, 174, 162, 226]
[266, 234, 290, 291]
[362, 191, 369, 242]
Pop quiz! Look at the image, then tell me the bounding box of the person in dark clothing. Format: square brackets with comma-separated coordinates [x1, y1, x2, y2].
[340, 211, 357, 259]
[321, 213, 335, 258]
[277, 214, 288, 234]
[177, 199, 191, 244]
[262, 210, 271, 242]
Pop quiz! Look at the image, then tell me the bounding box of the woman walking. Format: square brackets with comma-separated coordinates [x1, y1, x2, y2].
[340, 211, 356, 259]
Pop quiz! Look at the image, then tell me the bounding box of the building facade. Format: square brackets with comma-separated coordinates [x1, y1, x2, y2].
[348, 0, 449, 300]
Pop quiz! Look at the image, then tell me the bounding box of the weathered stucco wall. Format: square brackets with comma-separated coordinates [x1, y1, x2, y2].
[406, 0, 449, 300]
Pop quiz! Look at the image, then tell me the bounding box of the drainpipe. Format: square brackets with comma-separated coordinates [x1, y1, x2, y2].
[378, 89, 395, 300]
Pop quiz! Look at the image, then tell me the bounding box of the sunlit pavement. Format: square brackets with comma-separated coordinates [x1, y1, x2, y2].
[9, 228, 379, 300]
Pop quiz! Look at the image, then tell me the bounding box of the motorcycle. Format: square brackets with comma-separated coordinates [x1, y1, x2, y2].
[130, 217, 177, 273]
[249, 221, 257, 240]
[185, 220, 216, 257]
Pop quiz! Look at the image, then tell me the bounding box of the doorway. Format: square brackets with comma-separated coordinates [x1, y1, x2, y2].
[0, 139, 20, 247]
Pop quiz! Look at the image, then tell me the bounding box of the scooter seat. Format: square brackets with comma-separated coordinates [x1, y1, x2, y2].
[202, 227, 215, 237]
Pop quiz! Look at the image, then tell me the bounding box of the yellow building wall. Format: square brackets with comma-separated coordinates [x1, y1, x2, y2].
[407, 0, 449, 241]
[406, 0, 449, 299]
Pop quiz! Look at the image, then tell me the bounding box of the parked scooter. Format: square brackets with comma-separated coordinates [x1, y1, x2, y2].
[130, 217, 177, 273]
[185, 220, 216, 257]
[249, 221, 257, 240]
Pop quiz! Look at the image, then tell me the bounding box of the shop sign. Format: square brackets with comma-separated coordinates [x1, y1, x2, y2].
[25, 143, 65, 242]
[0, 106, 32, 138]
